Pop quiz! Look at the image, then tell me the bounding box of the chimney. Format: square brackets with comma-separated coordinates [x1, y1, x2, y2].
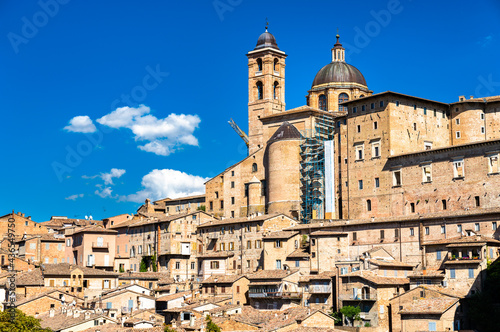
[470, 95, 474, 99]
[190, 314, 195, 327]
[28, 216, 31, 220]
[73, 310, 80, 318]
[459, 95, 465, 101]
[49, 309, 55, 317]
[84, 311, 91, 319]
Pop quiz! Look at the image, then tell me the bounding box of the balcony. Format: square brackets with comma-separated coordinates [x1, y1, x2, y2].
[308, 285, 332, 294]
[338, 293, 377, 301]
[92, 242, 109, 249]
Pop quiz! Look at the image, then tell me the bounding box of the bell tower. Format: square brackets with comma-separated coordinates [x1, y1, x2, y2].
[246, 26, 287, 155]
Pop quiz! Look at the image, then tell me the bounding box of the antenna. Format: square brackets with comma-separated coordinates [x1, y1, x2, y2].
[85, 215, 88, 220]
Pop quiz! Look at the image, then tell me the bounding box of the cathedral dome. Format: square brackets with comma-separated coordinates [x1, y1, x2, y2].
[312, 61, 367, 87]
[255, 31, 280, 50]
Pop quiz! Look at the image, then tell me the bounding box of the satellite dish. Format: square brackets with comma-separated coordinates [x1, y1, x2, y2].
[85, 216, 88, 220]
[89, 215, 93, 220]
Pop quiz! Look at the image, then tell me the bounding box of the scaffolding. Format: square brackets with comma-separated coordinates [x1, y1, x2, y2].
[300, 114, 335, 223]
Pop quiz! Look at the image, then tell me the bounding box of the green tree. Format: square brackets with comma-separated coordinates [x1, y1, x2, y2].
[140, 257, 148, 272]
[164, 324, 176, 332]
[205, 315, 221, 332]
[0, 308, 52, 332]
[468, 258, 500, 332]
[151, 252, 158, 272]
[340, 305, 361, 326]
[329, 310, 342, 325]
[197, 205, 206, 212]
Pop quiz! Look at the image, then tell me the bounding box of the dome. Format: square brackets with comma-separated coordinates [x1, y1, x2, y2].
[255, 31, 279, 50]
[312, 61, 367, 88]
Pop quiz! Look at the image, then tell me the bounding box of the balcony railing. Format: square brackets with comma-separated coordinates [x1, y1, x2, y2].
[92, 242, 109, 249]
[308, 285, 332, 294]
[338, 293, 377, 301]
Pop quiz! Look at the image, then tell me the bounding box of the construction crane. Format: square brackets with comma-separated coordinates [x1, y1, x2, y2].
[228, 118, 249, 147]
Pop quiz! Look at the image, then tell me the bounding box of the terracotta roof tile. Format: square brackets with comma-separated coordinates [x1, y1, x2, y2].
[341, 270, 409, 286]
[263, 231, 299, 239]
[197, 251, 235, 258]
[202, 274, 246, 284]
[197, 213, 288, 228]
[41, 263, 119, 277]
[248, 269, 299, 280]
[399, 298, 459, 315]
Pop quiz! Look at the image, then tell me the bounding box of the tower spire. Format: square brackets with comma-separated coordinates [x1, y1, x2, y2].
[265, 17, 269, 32]
[332, 30, 345, 62]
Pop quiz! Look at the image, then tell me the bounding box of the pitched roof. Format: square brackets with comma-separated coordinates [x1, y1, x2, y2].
[156, 290, 191, 302]
[310, 230, 346, 236]
[202, 274, 247, 284]
[118, 272, 169, 280]
[366, 259, 414, 268]
[299, 271, 336, 282]
[423, 234, 500, 246]
[197, 251, 235, 258]
[399, 298, 459, 315]
[72, 225, 117, 235]
[267, 122, 302, 143]
[263, 231, 299, 240]
[16, 269, 44, 286]
[341, 270, 409, 286]
[41, 263, 119, 277]
[287, 248, 310, 259]
[39, 311, 118, 331]
[248, 269, 299, 280]
[100, 289, 154, 301]
[197, 213, 290, 228]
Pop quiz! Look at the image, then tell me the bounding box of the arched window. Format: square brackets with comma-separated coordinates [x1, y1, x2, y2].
[273, 81, 279, 99]
[318, 94, 327, 111]
[359, 94, 365, 98]
[339, 93, 349, 112]
[367, 199, 372, 211]
[256, 81, 263, 100]
[252, 163, 258, 172]
[257, 58, 263, 72]
[273, 58, 279, 71]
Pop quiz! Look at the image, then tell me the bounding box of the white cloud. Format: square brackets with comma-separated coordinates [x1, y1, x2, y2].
[95, 187, 113, 198]
[100, 168, 126, 185]
[478, 33, 494, 48]
[64, 116, 97, 133]
[96, 105, 201, 156]
[96, 105, 150, 129]
[65, 193, 84, 200]
[122, 169, 208, 203]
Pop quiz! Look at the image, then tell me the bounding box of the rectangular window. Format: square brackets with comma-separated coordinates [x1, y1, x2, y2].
[395, 228, 399, 238]
[380, 101, 384, 107]
[66, 239, 71, 247]
[275, 240, 282, 248]
[457, 224, 462, 233]
[441, 225, 446, 234]
[410, 228, 414, 236]
[355, 144, 364, 160]
[209, 201, 213, 210]
[456, 118, 460, 125]
[229, 242, 234, 250]
[175, 262, 180, 269]
[231, 181, 235, 188]
[423, 107, 427, 115]
[380, 230, 385, 239]
[450, 268, 456, 279]
[424, 142, 433, 150]
[45, 243, 50, 250]
[371, 103, 375, 109]
[475, 223, 480, 231]
[231, 197, 235, 204]
[276, 260, 282, 269]
[358, 180, 363, 190]
[493, 222, 497, 230]
[425, 227, 430, 235]
[362, 105, 366, 112]
[453, 159, 464, 178]
[437, 250, 441, 260]
[367, 200, 371, 211]
[220, 200, 224, 209]
[456, 131, 461, 139]
[375, 177, 380, 188]
[442, 199, 447, 210]
[373, 121, 378, 130]
[117, 245, 119, 254]
[372, 141, 380, 158]
[353, 106, 357, 113]
[255, 240, 261, 249]
[353, 232, 357, 241]
[481, 112, 485, 120]
[433, 109, 437, 117]
[357, 125, 361, 133]
[393, 170, 402, 186]
[481, 126, 485, 134]
[295, 260, 300, 267]
[410, 203, 415, 213]
[429, 322, 437, 331]
[413, 104, 417, 110]
[396, 100, 400, 106]
[191, 262, 195, 270]
[247, 240, 251, 249]
[469, 268, 474, 279]
[422, 164, 432, 182]
[210, 261, 220, 269]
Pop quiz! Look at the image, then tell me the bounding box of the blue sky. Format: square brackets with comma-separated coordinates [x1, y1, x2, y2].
[0, 0, 499, 222]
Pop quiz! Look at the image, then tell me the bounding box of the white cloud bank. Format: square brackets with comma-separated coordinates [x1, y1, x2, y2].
[122, 169, 208, 203]
[64, 116, 97, 133]
[65, 193, 84, 200]
[100, 168, 126, 185]
[96, 105, 201, 156]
